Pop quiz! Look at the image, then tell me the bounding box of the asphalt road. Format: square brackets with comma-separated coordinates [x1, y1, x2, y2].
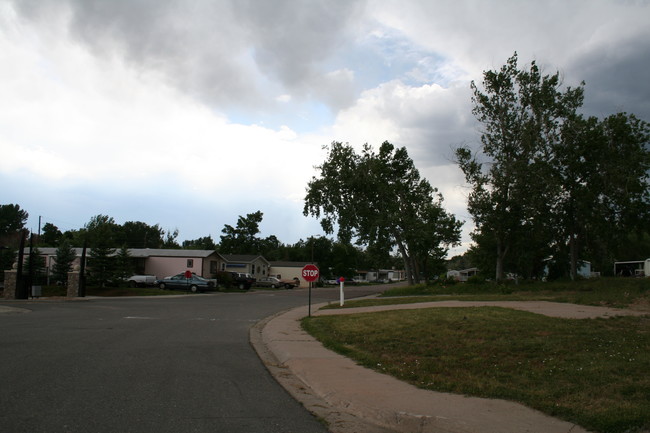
[0, 285, 383, 433]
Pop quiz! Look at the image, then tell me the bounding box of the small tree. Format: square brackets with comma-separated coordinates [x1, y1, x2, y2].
[88, 244, 116, 289]
[25, 246, 46, 285]
[52, 240, 76, 284]
[113, 245, 134, 285]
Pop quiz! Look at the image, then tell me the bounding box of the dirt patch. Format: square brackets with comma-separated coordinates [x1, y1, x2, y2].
[629, 296, 650, 312]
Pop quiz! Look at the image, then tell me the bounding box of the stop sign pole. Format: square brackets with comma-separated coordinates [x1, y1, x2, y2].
[302, 264, 319, 317]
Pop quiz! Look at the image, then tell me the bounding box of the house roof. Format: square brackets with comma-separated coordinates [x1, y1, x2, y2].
[222, 254, 270, 265]
[129, 249, 220, 258]
[26, 247, 82, 256]
[269, 261, 316, 268]
[27, 248, 222, 259]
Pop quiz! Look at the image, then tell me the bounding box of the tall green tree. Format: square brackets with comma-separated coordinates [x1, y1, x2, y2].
[182, 236, 216, 250]
[52, 240, 76, 284]
[456, 53, 584, 280]
[162, 228, 180, 249]
[113, 245, 133, 283]
[120, 221, 165, 248]
[219, 211, 267, 254]
[40, 222, 63, 247]
[25, 246, 46, 285]
[83, 215, 120, 248]
[0, 204, 29, 272]
[0, 204, 28, 235]
[305, 141, 461, 284]
[88, 244, 115, 289]
[82, 215, 118, 288]
[556, 112, 650, 277]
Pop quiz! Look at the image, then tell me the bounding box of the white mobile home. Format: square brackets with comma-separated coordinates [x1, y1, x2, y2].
[614, 259, 650, 277]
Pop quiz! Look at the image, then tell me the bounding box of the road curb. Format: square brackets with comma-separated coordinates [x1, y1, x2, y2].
[250, 306, 394, 433]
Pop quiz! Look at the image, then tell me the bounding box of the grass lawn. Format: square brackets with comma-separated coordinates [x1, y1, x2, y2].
[328, 277, 650, 311]
[304, 279, 650, 433]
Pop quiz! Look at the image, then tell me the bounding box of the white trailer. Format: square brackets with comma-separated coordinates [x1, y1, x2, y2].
[613, 259, 650, 277]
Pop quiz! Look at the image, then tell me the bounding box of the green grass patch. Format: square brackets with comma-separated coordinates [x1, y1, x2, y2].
[303, 308, 650, 433]
[347, 277, 650, 310]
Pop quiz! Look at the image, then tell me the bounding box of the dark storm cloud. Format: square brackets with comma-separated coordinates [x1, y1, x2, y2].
[9, 0, 366, 111]
[570, 38, 650, 121]
[231, 0, 365, 95]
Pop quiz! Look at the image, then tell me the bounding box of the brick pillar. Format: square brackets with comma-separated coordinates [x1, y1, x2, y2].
[67, 271, 80, 298]
[3, 270, 17, 299]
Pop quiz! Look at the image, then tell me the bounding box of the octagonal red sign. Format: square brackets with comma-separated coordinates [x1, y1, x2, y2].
[301, 264, 320, 282]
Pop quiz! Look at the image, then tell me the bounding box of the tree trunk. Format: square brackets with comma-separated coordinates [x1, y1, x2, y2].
[495, 236, 509, 281]
[569, 232, 578, 281]
[396, 238, 415, 285]
[411, 256, 421, 284]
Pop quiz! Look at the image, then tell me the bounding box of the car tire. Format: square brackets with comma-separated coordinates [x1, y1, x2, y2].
[271, 284, 277, 289]
[190, 285, 198, 293]
[129, 281, 137, 288]
[159, 283, 166, 290]
[238, 283, 245, 290]
[284, 284, 292, 290]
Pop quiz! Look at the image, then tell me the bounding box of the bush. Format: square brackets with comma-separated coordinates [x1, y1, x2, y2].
[215, 271, 233, 289]
[467, 275, 486, 285]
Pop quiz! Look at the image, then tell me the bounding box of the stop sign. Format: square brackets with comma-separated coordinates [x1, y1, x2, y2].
[301, 264, 320, 282]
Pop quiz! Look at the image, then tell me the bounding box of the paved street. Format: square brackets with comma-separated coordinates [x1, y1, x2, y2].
[0, 286, 382, 433]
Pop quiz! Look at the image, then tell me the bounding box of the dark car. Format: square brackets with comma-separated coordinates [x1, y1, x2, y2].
[157, 273, 215, 293]
[255, 277, 284, 289]
[230, 272, 255, 290]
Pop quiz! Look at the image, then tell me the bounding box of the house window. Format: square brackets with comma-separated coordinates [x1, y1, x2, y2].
[187, 259, 194, 268]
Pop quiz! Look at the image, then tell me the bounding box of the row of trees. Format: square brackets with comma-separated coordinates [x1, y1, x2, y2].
[456, 53, 650, 280]
[1, 204, 404, 288]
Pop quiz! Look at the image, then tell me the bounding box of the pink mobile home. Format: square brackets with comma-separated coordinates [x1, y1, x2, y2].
[129, 249, 224, 279]
[29, 248, 225, 281]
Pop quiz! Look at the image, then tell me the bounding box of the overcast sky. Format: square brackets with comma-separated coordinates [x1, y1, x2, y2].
[1, 0, 649, 256]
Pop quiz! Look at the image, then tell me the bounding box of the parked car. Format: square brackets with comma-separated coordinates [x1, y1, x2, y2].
[255, 277, 284, 289]
[157, 273, 215, 293]
[280, 277, 300, 289]
[125, 275, 156, 288]
[230, 272, 256, 290]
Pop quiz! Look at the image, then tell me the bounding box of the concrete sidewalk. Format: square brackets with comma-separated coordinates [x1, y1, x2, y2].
[251, 300, 648, 433]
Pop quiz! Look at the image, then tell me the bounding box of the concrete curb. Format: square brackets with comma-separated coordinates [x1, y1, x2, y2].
[250, 304, 395, 433]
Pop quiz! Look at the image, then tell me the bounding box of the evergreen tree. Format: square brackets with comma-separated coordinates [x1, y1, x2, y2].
[113, 245, 134, 285]
[52, 240, 76, 284]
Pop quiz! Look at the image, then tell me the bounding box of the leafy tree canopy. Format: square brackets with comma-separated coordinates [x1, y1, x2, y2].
[0, 204, 28, 237]
[457, 52, 650, 280]
[305, 141, 462, 284]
